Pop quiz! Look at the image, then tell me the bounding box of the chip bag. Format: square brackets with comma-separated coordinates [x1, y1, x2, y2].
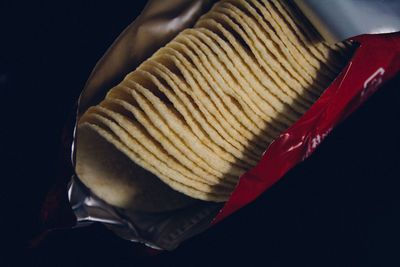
[38, 0, 400, 251]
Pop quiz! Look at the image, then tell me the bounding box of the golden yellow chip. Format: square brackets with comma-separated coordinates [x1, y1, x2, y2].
[232, 0, 335, 85]
[76, 122, 197, 212]
[92, 104, 238, 188]
[151, 52, 266, 153]
[121, 78, 247, 177]
[79, 114, 233, 202]
[75, 0, 354, 205]
[168, 37, 273, 145]
[184, 28, 294, 132]
[104, 89, 239, 184]
[132, 68, 257, 168]
[141, 59, 264, 161]
[270, 0, 344, 72]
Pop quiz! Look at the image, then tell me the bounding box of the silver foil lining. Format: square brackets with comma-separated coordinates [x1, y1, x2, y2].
[68, 176, 222, 250]
[294, 0, 400, 44]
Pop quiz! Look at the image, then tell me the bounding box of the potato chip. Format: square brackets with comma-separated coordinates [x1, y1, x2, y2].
[206, 6, 325, 106]
[230, 0, 336, 84]
[91, 104, 238, 188]
[153, 46, 265, 147]
[84, 110, 236, 194]
[195, 17, 304, 120]
[76, 0, 353, 204]
[141, 60, 264, 161]
[76, 122, 198, 212]
[221, 1, 327, 91]
[270, 0, 345, 73]
[121, 78, 247, 177]
[130, 68, 255, 168]
[184, 28, 297, 131]
[104, 88, 238, 183]
[151, 52, 266, 153]
[167, 38, 273, 145]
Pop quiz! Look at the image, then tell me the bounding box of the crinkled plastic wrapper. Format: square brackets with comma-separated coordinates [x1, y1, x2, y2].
[40, 0, 400, 251]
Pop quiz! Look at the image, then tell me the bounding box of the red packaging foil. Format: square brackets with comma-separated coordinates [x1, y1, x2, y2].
[212, 33, 400, 225]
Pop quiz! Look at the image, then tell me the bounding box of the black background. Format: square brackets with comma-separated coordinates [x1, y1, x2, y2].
[2, 1, 400, 266]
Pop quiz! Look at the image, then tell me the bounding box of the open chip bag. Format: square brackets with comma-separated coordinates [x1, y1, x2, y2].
[38, 0, 400, 251]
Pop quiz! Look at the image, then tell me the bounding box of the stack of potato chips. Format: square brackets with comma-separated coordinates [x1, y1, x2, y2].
[76, 0, 353, 209]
